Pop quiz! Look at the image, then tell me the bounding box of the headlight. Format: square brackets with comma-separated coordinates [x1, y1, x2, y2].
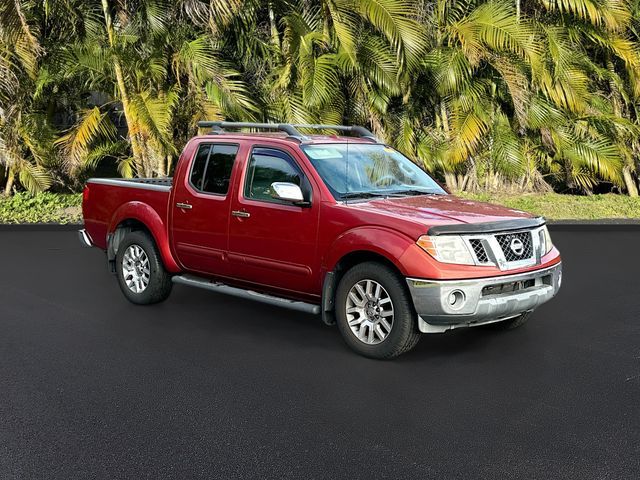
[538, 225, 553, 255]
[416, 235, 475, 265]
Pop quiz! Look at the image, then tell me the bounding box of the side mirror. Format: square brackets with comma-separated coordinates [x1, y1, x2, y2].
[269, 182, 308, 205]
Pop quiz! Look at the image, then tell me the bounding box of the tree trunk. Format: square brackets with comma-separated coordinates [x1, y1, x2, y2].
[101, 0, 145, 176]
[440, 101, 450, 137]
[444, 172, 458, 192]
[623, 166, 639, 197]
[268, 2, 280, 49]
[4, 168, 15, 196]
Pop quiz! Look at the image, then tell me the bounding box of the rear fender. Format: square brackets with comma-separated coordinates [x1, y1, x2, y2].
[107, 201, 180, 273]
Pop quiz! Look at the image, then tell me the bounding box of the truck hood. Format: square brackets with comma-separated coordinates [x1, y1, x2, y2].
[345, 194, 533, 228]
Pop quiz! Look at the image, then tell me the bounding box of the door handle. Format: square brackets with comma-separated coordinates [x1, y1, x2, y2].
[231, 210, 250, 218]
[176, 202, 192, 210]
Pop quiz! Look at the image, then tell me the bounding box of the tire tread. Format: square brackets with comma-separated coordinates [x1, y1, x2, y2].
[115, 230, 172, 305]
[335, 261, 420, 359]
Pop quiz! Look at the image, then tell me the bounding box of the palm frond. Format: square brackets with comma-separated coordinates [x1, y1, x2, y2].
[18, 162, 52, 194]
[542, 0, 630, 31]
[490, 113, 526, 178]
[356, 0, 426, 65]
[56, 107, 117, 171]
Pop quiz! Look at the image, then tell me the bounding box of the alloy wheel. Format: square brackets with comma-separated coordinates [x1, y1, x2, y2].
[122, 244, 150, 293]
[345, 279, 394, 345]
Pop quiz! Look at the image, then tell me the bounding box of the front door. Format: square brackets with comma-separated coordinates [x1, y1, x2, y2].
[171, 141, 242, 276]
[227, 146, 320, 296]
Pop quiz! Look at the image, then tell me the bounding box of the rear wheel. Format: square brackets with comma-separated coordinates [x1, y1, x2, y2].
[115, 231, 172, 305]
[335, 262, 420, 359]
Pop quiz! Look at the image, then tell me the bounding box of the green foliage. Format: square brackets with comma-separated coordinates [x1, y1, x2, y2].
[460, 192, 640, 219]
[0, 0, 640, 201]
[2, 191, 636, 223]
[0, 192, 82, 224]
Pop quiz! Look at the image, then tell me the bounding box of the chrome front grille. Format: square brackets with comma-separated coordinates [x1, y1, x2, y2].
[469, 239, 489, 263]
[495, 231, 533, 262]
[463, 227, 543, 271]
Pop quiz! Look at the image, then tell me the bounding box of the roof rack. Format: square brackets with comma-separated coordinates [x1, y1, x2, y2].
[196, 121, 379, 143]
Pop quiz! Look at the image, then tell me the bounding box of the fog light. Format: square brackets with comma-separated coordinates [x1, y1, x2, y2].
[558, 270, 562, 288]
[447, 290, 466, 310]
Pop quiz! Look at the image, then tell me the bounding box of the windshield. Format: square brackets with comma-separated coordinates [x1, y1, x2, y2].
[301, 143, 445, 200]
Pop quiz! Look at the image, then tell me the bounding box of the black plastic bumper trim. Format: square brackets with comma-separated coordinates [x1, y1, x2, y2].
[427, 217, 545, 236]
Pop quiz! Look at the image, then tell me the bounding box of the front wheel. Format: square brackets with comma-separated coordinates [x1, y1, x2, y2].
[335, 262, 420, 359]
[115, 231, 172, 305]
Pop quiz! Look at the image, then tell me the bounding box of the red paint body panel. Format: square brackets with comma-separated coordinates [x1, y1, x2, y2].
[169, 139, 246, 277]
[226, 142, 322, 296]
[82, 134, 562, 299]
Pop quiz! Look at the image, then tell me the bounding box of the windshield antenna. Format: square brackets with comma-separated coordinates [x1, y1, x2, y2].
[345, 130, 350, 201]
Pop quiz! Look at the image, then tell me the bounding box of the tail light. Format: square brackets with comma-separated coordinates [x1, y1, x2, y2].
[83, 185, 90, 203]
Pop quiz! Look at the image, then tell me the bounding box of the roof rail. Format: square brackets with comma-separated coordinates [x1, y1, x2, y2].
[197, 122, 308, 141]
[196, 121, 379, 143]
[292, 124, 379, 142]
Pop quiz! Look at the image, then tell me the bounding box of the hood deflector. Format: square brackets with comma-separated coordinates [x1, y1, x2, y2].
[427, 217, 545, 236]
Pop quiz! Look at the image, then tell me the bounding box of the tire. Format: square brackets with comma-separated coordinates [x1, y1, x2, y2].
[335, 261, 420, 359]
[115, 230, 172, 305]
[483, 312, 531, 331]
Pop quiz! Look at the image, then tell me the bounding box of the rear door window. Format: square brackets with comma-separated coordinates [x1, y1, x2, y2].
[189, 144, 239, 195]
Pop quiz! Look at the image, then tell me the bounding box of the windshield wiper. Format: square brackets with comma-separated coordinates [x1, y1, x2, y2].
[340, 189, 441, 201]
[340, 191, 388, 200]
[385, 189, 440, 196]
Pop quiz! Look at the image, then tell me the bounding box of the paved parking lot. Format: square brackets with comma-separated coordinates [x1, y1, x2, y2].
[0, 227, 638, 479]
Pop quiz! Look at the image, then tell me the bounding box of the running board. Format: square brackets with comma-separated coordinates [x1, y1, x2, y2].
[172, 274, 321, 315]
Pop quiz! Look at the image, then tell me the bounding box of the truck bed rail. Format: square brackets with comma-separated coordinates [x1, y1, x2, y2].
[87, 177, 173, 192]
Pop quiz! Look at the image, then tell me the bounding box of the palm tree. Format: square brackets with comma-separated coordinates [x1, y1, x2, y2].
[393, 0, 640, 195]
[0, 1, 54, 195]
[2, 0, 640, 198]
[58, 0, 259, 178]
[258, 0, 425, 134]
[393, 0, 545, 192]
[530, 0, 640, 194]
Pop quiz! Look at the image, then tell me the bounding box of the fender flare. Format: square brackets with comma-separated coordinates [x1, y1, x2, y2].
[320, 227, 416, 325]
[107, 201, 181, 273]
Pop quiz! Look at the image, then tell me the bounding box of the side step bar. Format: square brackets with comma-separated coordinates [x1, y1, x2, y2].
[172, 274, 321, 315]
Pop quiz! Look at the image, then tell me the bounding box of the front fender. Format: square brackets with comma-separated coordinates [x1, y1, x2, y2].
[325, 226, 452, 280]
[325, 227, 417, 276]
[108, 201, 181, 273]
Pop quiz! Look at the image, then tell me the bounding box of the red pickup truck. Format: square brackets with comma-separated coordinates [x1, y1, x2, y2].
[80, 122, 562, 358]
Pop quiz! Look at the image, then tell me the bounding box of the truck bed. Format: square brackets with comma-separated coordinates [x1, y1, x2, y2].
[83, 177, 173, 250]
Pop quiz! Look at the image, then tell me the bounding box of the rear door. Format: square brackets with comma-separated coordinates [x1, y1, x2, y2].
[171, 141, 242, 276]
[227, 145, 321, 296]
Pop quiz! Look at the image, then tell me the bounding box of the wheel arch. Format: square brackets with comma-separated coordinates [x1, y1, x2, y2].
[321, 249, 409, 327]
[107, 202, 180, 273]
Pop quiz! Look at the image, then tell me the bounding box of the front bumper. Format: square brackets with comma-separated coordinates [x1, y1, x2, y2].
[406, 263, 562, 333]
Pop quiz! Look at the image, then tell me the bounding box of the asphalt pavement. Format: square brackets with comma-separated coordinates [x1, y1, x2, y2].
[0, 227, 639, 479]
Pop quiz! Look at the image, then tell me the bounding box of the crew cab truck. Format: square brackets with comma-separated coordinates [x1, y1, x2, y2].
[79, 122, 562, 359]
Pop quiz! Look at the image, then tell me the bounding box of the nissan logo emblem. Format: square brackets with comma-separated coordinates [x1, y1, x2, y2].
[510, 237, 525, 256]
